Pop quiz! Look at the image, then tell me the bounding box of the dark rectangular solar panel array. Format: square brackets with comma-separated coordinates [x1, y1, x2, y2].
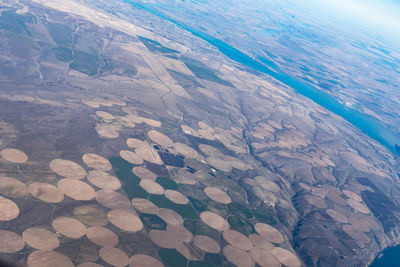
[158, 152, 185, 167]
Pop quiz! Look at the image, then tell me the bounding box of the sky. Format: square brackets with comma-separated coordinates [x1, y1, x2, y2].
[324, 0, 400, 28]
[310, 0, 400, 44]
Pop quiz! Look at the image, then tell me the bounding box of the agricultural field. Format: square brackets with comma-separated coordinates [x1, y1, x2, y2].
[0, 0, 399, 266]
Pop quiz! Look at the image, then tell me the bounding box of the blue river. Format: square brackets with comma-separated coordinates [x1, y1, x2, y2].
[122, 0, 400, 156]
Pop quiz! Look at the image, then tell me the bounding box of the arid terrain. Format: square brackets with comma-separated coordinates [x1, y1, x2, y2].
[0, 0, 399, 266]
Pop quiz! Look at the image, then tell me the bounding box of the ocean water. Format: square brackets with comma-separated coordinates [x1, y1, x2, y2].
[370, 246, 400, 266]
[122, 0, 400, 156]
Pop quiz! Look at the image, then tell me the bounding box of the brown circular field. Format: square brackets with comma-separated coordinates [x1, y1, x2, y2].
[204, 187, 231, 204]
[223, 230, 253, 250]
[149, 230, 178, 249]
[120, 150, 144, 165]
[82, 153, 112, 171]
[198, 121, 213, 131]
[139, 180, 164, 195]
[118, 116, 136, 128]
[58, 178, 95, 201]
[173, 169, 197, 185]
[132, 167, 157, 180]
[27, 250, 74, 267]
[198, 129, 215, 140]
[206, 157, 232, 172]
[0, 196, 19, 221]
[107, 209, 143, 232]
[173, 143, 201, 160]
[346, 199, 370, 214]
[147, 130, 173, 147]
[342, 224, 370, 243]
[326, 209, 349, 223]
[96, 111, 115, 120]
[254, 223, 284, 244]
[250, 248, 280, 267]
[109, 98, 126, 107]
[304, 195, 327, 209]
[342, 189, 362, 202]
[156, 208, 183, 226]
[82, 98, 100, 108]
[93, 98, 113, 107]
[52, 216, 87, 239]
[254, 176, 280, 193]
[142, 117, 162, 128]
[311, 187, 328, 199]
[87, 170, 121, 191]
[73, 205, 108, 226]
[198, 144, 223, 157]
[132, 198, 159, 214]
[243, 178, 258, 186]
[95, 124, 119, 139]
[222, 156, 251, 171]
[129, 254, 163, 267]
[96, 189, 131, 210]
[127, 138, 146, 148]
[193, 235, 220, 253]
[249, 234, 274, 251]
[99, 247, 130, 267]
[267, 120, 282, 130]
[200, 211, 230, 231]
[164, 190, 189, 204]
[271, 247, 301, 267]
[166, 224, 193, 243]
[0, 148, 28, 163]
[22, 227, 59, 250]
[125, 114, 143, 124]
[0, 230, 25, 253]
[28, 182, 64, 203]
[77, 263, 103, 267]
[49, 159, 86, 179]
[87, 226, 118, 247]
[0, 176, 27, 197]
[223, 245, 254, 267]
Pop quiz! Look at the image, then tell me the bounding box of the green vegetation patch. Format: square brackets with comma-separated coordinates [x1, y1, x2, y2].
[70, 50, 99, 75]
[156, 176, 178, 190]
[0, 10, 34, 34]
[252, 209, 277, 225]
[109, 156, 146, 199]
[52, 47, 73, 62]
[189, 197, 206, 213]
[183, 57, 233, 87]
[159, 248, 187, 267]
[47, 22, 73, 47]
[5, 31, 39, 50]
[227, 215, 255, 236]
[188, 261, 209, 267]
[140, 214, 167, 230]
[189, 197, 228, 217]
[110, 156, 135, 172]
[101, 60, 137, 76]
[167, 69, 204, 88]
[123, 180, 148, 199]
[207, 200, 228, 217]
[138, 36, 179, 56]
[203, 253, 231, 267]
[149, 194, 198, 219]
[228, 203, 253, 219]
[184, 219, 218, 238]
